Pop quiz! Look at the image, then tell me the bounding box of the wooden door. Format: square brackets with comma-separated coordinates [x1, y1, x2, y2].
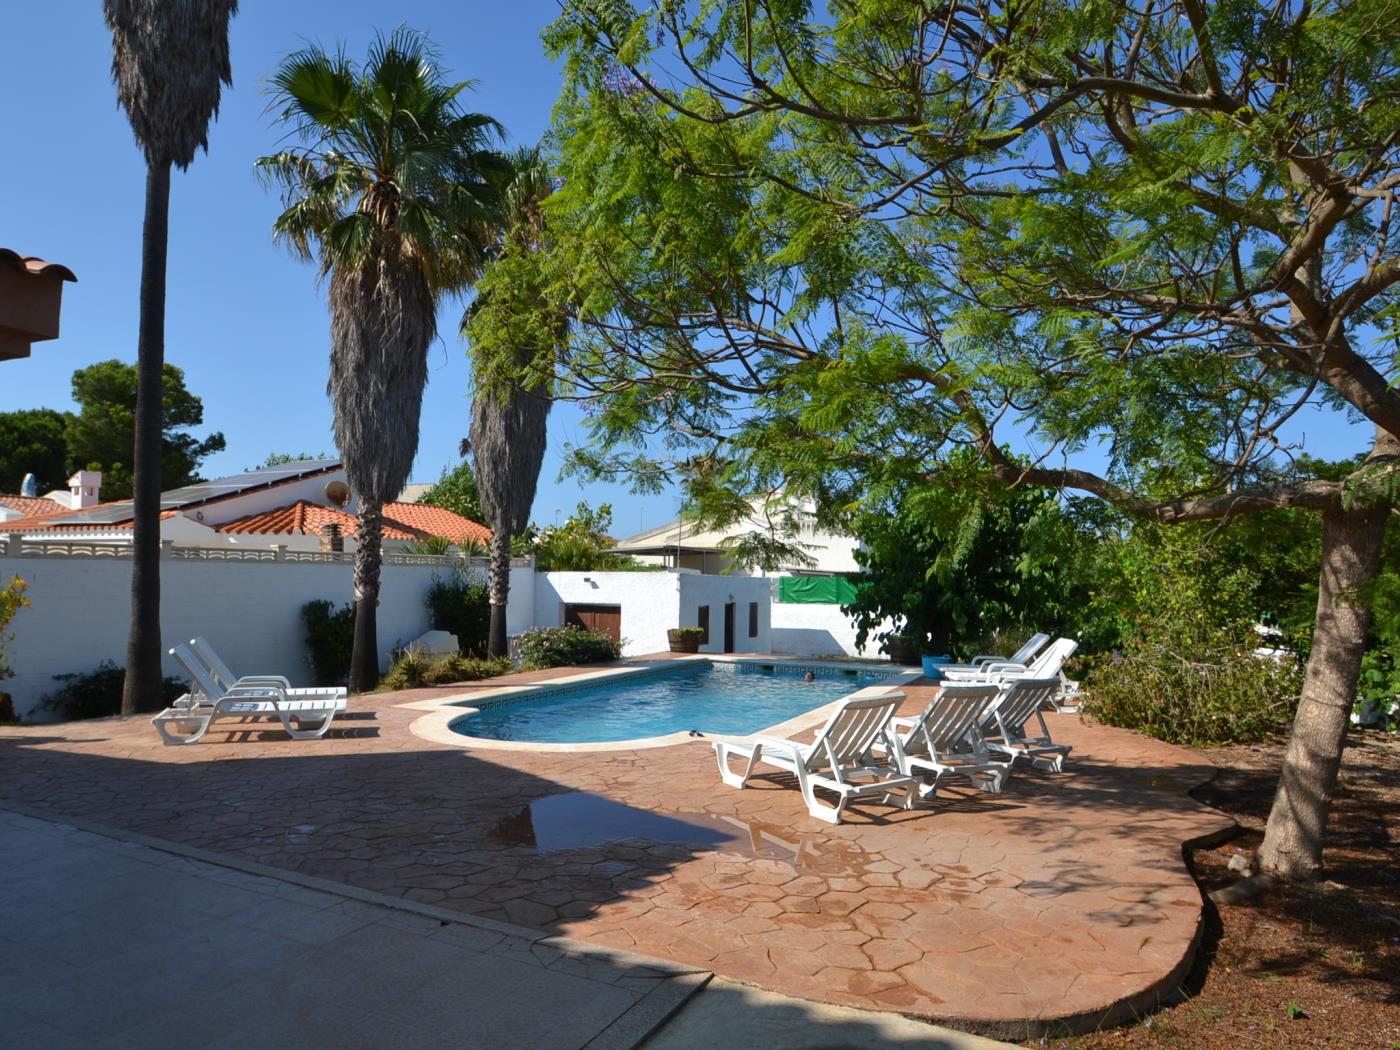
[564, 604, 622, 644]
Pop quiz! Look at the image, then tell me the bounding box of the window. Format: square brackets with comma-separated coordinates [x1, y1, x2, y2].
[748, 602, 759, 638]
[697, 605, 710, 645]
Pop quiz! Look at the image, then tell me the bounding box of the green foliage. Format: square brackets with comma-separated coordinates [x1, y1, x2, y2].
[40, 661, 185, 722]
[402, 535, 455, 556]
[0, 575, 30, 682]
[668, 627, 706, 640]
[425, 571, 491, 656]
[256, 452, 330, 468]
[517, 625, 621, 669]
[418, 460, 484, 523]
[525, 501, 653, 571]
[300, 599, 356, 685]
[0, 409, 69, 494]
[66, 359, 225, 500]
[379, 649, 511, 690]
[1355, 648, 1400, 730]
[1082, 568, 1304, 746]
[846, 467, 1098, 659]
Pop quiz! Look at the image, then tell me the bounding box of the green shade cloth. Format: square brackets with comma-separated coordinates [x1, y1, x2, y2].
[776, 575, 860, 605]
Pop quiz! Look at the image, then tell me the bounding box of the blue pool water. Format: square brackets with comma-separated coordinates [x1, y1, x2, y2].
[450, 660, 898, 744]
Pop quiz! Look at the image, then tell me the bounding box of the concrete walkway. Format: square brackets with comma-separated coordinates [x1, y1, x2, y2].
[0, 809, 701, 1050]
[0, 809, 1014, 1049]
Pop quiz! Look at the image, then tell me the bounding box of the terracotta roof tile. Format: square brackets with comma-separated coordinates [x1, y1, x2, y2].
[0, 495, 67, 517]
[215, 500, 491, 546]
[382, 502, 492, 546]
[0, 248, 77, 282]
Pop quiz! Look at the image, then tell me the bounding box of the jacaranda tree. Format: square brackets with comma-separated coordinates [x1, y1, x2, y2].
[259, 28, 507, 691]
[525, 0, 1400, 881]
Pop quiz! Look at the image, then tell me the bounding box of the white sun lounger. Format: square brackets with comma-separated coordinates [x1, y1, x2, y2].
[934, 633, 1051, 677]
[189, 636, 347, 703]
[713, 690, 919, 824]
[981, 677, 1072, 772]
[882, 683, 1010, 798]
[941, 636, 1080, 709]
[153, 644, 343, 745]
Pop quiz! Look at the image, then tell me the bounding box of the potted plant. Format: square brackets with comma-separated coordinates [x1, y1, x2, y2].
[666, 627, 706, 654]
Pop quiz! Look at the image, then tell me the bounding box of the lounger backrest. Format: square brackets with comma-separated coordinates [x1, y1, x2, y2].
[1027, 638, 1077, 677]
[190, 637, 238, 691]
[990, 678, 1060, 734]
[912, 684, 999, 754]
[170, 643, 225, 701]
[1009, 633, 1051, 666]
[809, 691, 904, 774]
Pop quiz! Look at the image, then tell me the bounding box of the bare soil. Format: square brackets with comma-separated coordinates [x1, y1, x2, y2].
[1031, 731, 1400, 1049]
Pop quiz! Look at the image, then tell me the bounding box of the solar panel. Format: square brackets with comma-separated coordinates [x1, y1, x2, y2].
[158, 459, 342, 510]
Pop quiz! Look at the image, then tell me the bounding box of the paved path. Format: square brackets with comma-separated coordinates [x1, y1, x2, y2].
[0, 664, 1235, 1036]
[0, 809, 703, 1049]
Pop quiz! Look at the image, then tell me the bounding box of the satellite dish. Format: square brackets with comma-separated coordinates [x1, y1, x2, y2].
[20, 473, 37, 498]
[324, 480, 351, 507]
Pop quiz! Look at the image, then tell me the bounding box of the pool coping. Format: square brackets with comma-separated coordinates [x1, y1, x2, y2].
[404, 655, 924, 753]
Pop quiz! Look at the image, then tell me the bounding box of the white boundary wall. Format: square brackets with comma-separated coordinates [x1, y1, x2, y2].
[1, 541, 534, 721]
[533, 571, 772, 656]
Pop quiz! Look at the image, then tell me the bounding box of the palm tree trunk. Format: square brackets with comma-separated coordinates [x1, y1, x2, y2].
[1258, 501, 1388, 879]
[121, 160, 171, 716]
[348, 500, 383, 692]
[487, 528, 512, 658]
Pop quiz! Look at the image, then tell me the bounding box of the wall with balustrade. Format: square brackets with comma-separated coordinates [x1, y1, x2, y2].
[0, 535, 534, 721]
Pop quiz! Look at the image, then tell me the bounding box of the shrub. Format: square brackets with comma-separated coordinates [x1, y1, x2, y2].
[402, 535, 454, 556]
[1082, 619, 1303, 746]
[0, 574, 29, 683]
[301, 599, 355, 685]
[378, 650, 511, 691]
[425, 570, 491, 656]
[517, 625, 622, 669]
[41, 661, 185, 722]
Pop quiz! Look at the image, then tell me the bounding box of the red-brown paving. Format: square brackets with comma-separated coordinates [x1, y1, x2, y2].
[0, 660, 1235, 1037]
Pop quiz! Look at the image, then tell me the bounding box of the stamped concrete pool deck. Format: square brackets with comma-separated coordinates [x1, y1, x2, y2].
[0, 660, 1236, 1038]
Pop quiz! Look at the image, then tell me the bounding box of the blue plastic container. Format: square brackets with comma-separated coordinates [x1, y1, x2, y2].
[920, 654, 951, 679]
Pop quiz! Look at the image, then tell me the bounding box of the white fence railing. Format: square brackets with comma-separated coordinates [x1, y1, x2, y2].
[1, 534, 531, 569]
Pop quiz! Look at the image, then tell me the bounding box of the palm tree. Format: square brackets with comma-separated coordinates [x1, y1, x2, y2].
[103, 0, 238, 716]
[259, 28, 506, 691]
[465, 147, 560, 658]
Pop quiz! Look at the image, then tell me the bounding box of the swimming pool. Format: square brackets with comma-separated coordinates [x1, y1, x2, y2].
[448, 660, 900, 744]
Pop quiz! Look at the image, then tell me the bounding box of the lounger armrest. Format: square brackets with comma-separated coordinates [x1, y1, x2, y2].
[232, 675, 293, 690]
[980, 661, 1027, 674]
[221, 683, 289, 705]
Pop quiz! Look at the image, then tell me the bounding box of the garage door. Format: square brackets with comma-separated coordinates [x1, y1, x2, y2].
[564, 603, 622, 643]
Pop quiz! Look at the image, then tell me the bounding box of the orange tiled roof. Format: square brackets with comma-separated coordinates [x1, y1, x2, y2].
[216, 500, 490, 546]
[0, 248, 77, 282]
[381, 501, 492, 546]
[0, 495, 67, 517]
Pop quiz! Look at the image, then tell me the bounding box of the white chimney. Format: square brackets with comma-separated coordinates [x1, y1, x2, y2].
[68, 470, 102, 509]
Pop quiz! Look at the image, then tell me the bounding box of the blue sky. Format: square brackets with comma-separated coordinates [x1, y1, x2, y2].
[0, 1, 677, 535]
[0, 3, 1370, 534]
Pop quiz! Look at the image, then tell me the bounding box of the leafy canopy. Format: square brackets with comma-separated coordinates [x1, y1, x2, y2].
[418, 460, 484, 523]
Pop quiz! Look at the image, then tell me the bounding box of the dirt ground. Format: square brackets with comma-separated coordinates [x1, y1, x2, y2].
[1029, 731, 1400, 1049]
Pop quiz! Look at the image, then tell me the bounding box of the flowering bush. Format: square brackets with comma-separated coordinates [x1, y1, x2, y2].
[517, 626, 622, 669]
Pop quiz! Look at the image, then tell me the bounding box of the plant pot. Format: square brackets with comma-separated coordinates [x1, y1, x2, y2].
[667, 629, 702, 654]
[920, 654, 951, 679]
[887, 636, 921, 666]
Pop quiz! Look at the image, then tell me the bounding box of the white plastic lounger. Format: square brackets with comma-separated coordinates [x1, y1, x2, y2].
[882, 684, 1009, 798]
[981, 677, 1072, 772]
[189, 637, 347, 703]
[941, 636, 1078, 688]
[935, 633, 1051, 677]
[153, 644, 342, 745]
[713, 691, 919, 824]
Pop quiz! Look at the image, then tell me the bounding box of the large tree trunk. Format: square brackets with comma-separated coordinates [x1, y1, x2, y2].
[121, 160, 171, 716]
[487, 528, 512, 659]
[348, 500, 383, 693]
[1258, 503, 1388, 879]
